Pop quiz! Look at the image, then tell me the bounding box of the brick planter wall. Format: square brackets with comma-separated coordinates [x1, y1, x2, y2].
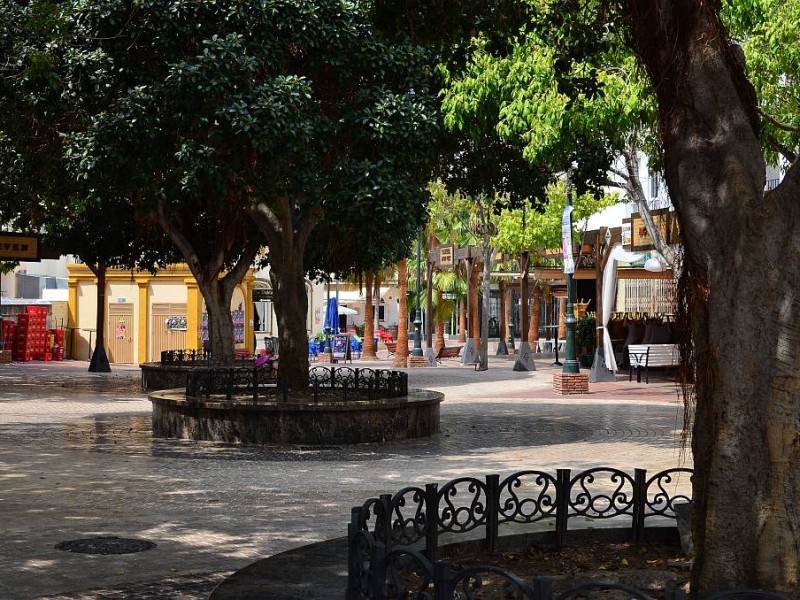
[552, 372, 589, 395]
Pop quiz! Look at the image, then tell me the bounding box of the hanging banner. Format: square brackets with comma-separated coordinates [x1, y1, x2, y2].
[561, 205, 575, 274]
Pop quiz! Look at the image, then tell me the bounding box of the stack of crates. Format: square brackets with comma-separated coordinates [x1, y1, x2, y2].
[2, 321, 16, 356]
[15, 307, 48, 362]
[49, 328, 65, 361]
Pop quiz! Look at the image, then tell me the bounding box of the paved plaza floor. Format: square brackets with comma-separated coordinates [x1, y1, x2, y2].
[0, 356, 692, 599]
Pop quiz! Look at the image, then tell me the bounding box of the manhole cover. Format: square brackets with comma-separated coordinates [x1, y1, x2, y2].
[55, 536, 157, 555]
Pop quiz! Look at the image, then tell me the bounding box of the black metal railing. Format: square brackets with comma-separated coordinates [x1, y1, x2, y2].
[350, 544, 788, 600]
[186, 366, 408, 402]
[347, 466, 696, 600]
[159, 349, 261, 367]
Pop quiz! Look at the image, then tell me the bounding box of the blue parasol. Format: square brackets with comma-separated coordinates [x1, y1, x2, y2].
[325, 297, 340, 334]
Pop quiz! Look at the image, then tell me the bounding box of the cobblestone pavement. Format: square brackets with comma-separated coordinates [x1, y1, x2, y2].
[0, 358, 691, 599]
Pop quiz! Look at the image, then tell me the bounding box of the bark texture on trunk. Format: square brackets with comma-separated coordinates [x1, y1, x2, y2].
[198, 277, 237, 367]
[458, 263, 468, 344]
[251, 197, 316, 388]
[470, 265, 480, 348]
[425, 261, 434, 349]
[625, 1, 800, 595]
[520, 252, 530, 345]
[529, 284, 540, 343]
[479, 237, 493, 370]
[267, 255, 308, 389]
[362, 271, 378, 360]
[458, 299, 466, 343]
[155, 199, 259, 369]
[392, 259, 409, 368]
[434, 289, 445, 355]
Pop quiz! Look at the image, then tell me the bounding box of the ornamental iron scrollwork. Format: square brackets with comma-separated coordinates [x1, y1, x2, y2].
[186, 365, 407, 402]
[359, 498, 385, 535]
[438, 478, 488, 534]
[449, 566, 536, 600]
[557, 581, 656, 600]
[391, 487, 427, 546]
[498, 470, 558, 524]
[705, 591, 791, 600]
[350, 529, 377, 599]
[644, 468, 692, 519]
[569, 468, 635, 520]
[384, 547, 435, 600]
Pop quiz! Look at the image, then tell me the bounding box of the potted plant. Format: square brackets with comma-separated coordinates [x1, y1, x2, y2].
[575, 314, 596, 368]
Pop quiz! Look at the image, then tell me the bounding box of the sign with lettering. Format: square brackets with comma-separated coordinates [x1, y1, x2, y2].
[0, 234, 39, 261]
[253, 288, 273, 301]
[561, 205, 575, 275]
[332, 334, 351, 361]
[439, 246, 454, 268]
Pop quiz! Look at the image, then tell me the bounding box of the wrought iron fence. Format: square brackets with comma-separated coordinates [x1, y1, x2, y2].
[160, 349, 259, 367]
[186, 365, 408, 402]
[347, 466, 696, 600]
[350, 540, 788, 600]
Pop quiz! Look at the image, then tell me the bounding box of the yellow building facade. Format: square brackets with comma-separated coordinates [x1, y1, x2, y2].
[67, 264, 255, 364]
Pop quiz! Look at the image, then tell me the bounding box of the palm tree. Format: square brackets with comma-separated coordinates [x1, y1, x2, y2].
[392, 259, 409, 368]
[431, 270, 463, 353]
[361, 270, 379, 360]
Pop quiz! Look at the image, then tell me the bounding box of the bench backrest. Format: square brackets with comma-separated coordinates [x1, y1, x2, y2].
[628, 344, 679, 367]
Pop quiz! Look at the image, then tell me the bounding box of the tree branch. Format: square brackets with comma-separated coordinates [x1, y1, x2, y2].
[760, 108, 800, 133]
[766, 133, 797, 164]
[155, 199, 220, 283]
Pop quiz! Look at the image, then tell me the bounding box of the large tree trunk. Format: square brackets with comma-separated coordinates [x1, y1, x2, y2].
[434, 289, 445, 355]
[362, 271, 378, 360]
[87, 263, 111, 372]
[626, 1, 800, 595]
[519, 252, 529, 345]
[392, 259, 409, 368]
[250, 197, 316, 389]
[470, 264, 480, 349]
[479, 238, 493, 370]
[425, 260, 434, 351]
[197, 276, 237, 367]
[156, 200, 259, 370]
[529, 284, 540, 345]
[458, 297, 467, 343]
[267, 251, 309, 389]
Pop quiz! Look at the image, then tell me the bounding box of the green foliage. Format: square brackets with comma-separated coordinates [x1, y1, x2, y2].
[575, 313, 596, 353]
[439, 1, 660, 197]
[493, 181, 616, 256]
[723, 0, 800, 164]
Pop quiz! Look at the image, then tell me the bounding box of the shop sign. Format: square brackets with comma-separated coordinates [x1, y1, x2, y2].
[253, 288, 273, 301]
[166, 316, 187, 331]
[0, 233, 39, 261]
[439, 246, 454, 268]
[621, 223, 632, 247]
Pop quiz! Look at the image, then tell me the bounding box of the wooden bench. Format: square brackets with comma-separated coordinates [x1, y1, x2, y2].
[385, 340, 397, 357]
[627, 343, 679, 383]
[436, 345, 463, 363]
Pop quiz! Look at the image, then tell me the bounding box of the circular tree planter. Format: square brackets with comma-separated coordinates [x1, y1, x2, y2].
[149, 387, 443, 445]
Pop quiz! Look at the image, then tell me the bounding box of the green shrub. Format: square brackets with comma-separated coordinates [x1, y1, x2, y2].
[575, 314, 596, 354]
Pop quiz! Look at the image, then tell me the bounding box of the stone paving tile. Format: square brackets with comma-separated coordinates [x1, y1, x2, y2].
[0, 359, 691, 599]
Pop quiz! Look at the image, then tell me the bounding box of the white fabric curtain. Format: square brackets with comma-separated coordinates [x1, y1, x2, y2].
[601, 244, 649, 371]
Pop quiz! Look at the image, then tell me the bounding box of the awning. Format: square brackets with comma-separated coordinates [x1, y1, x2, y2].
[335, 287, 391, 304]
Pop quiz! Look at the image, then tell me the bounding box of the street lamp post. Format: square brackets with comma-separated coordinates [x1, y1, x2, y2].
[563, 184, 580, 374]
[412, 233, 424, 357]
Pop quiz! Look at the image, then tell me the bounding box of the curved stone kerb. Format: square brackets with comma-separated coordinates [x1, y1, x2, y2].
[148, 388, 443, 445]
